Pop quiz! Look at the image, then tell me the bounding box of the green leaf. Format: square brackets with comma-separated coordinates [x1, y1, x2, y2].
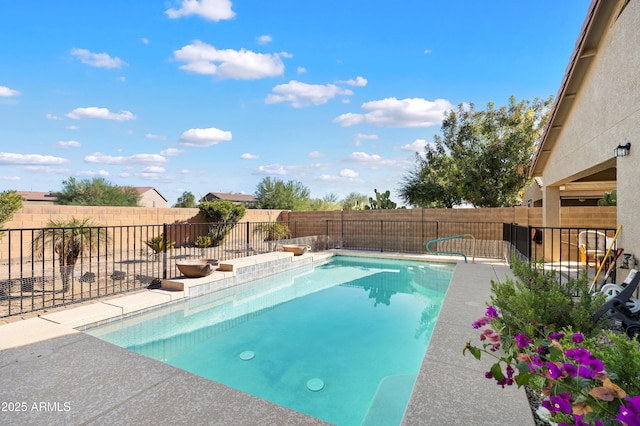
[490, 363, 505, 381]
[514, 372, 531, 387]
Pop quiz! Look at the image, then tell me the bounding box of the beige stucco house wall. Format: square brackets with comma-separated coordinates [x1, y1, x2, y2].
[136, 187, 168, 208]
[530, 0, 640, 260]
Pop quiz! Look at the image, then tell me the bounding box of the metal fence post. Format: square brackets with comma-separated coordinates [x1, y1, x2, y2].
[162, 223, 168, 279]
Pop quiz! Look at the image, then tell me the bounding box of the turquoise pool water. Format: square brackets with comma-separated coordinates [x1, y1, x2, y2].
[84, 255, 454, 425]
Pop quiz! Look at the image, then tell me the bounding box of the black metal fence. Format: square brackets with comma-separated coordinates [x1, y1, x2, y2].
[503, 223, 622, 285]
[1, 219, 617, 318]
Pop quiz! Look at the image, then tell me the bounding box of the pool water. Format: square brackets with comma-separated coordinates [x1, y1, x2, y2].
[85, 256, 454, 425]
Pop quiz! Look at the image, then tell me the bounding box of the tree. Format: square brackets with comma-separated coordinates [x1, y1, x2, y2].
[254, 177, 310, 210]
[399, 96, 552, 208]
[31, 217, 109, 292]
[0, 190, 23, 232]
[341, 192, 369, 210]
[173, 191, 197, 208]
[306, 193, 341, 211]
[364, 189, 397, 209]
[54, 177, 141, 206]
[198, 200, 246, 246]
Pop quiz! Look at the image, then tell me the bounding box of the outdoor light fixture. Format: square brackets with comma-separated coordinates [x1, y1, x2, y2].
[614, 142, 631, 157]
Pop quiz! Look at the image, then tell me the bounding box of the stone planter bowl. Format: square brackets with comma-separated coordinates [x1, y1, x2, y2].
[176, 259, 218, 278]
[282, 244, 310, 256]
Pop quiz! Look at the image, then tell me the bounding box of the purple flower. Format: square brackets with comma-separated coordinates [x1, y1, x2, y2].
[587, 358, 604, 373]
[484, 371, 493, 379]
[577, 365, 595, 379]
[572, 332, 584, 344]
[626, 395, 640, 415]
[546, 362, 563, 379]
[472, 315, 491, 329]
[562, 363, 577, 377]
[541, 393, 572, 416]
[618, 396, 640, 426]
[506, 364, 514, 379]
[548, 331, 565, 340]
[515, 333, 531, 349]
[486, 305, 499, 319]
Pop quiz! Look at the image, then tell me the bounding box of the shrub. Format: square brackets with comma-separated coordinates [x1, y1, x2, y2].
[489, 256, 606, 339]
[145, 236, 174, 253]
[198, 200, 245, 247]
[587, 331, 640, 397]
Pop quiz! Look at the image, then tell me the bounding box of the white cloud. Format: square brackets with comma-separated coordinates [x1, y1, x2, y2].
[297, 66, 307, 74]
[178, 127, 232, 147]
[241, 153, 259, 160]
[0, 152, 69, 165]
[145, 133, 166, 140]
[254, 164, 288, 175]
[77, 169, 110, 177]
[424, 49, 432, 54]
[166, 0, 235, 21]
[354, 133, 378, 146]
[66, 107, 136, 121]
[46, 113, 63, 120]
[319, 168, 360, 181]
[308, 151, 323, 158]
[265, 80, 353, 108]
[400, 139, 428, 152]
[58, 140, 81, 148]
[66, 125, 79, 130]
[141, 38, 149, 45]
[0, 175, 21, 181]
[70, 48, 126, 68]
[118, 76, 126, 82]
[173, 40, 284, 80]
[257, 35, 272, 45]
[179, 169, 190, 174]
[160, 148, 181, 156]
[142, 166, 166, 174]
[340, 168, 359, 178]
[84, 152, 167, 165]
[0, 86, 20, 97]
[344, 151, 406, 169]
[333, 97, 453, 128]
[338, 76, 367, 87]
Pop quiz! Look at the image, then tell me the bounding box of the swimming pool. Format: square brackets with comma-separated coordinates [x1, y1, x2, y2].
[84, 255, 454, 425]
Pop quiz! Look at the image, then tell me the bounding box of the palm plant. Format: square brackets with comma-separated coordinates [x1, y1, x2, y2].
[144, 236, 175, 259]
[31, 217, 109, 292]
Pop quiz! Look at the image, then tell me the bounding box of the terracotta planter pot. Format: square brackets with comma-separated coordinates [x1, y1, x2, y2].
[176, 259, 218, 278]
[282, 244, 310, 256]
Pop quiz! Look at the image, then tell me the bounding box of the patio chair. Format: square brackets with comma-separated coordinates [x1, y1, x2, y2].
[593, 269, 640, 338]
[578, 230, 608, 267]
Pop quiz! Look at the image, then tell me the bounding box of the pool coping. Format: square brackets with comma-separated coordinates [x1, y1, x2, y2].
[0, 250, 534, 425]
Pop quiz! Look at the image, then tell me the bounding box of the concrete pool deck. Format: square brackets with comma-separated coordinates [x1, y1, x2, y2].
[0, 251, 534, 425]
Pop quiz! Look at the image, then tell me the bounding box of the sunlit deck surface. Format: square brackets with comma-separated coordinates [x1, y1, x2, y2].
[0, 250, 534, 425]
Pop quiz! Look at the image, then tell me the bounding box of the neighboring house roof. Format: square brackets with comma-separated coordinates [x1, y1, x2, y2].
[134, 187, 167, 202]
[16, 191, 58, 202]
[530, 0, 620, 177]
[202, 192, 257, 203]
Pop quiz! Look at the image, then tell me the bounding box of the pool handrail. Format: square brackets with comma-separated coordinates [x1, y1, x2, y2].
[426, 234, 476, 263]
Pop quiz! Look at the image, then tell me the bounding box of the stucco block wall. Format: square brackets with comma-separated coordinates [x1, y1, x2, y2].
[540, 1, 639, 260]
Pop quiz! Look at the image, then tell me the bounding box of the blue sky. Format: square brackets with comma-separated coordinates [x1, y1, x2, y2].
[0, 0, 591, 206]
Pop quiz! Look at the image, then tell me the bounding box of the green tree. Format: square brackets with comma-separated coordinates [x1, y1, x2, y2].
[254, 177, 310, 210]
[306, 193, 341, 211]
[0, 190, 23, 232]
[31, 217, 109, 292]
[173, 191, 197, 208]
[399, 96, 552, 208]
[364, 189, 397, 209]
[198, 200, 246, 246]
[54, 177, 141, 206]
[340, 192, 369, 210]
